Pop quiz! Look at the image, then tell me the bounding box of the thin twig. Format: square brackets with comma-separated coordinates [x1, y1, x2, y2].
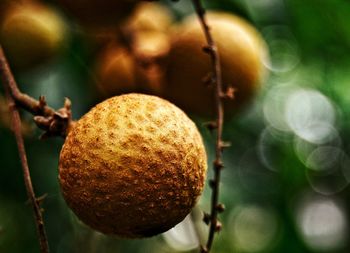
[190, 1, 229, 252]
[0, 45, 74, 139]
[0, 46, 50, 253]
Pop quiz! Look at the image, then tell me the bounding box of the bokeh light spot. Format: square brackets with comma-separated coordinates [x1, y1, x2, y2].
[296, 195, 347, 251]
[230, 205, 280, 253]
[162, 215, 199, 252]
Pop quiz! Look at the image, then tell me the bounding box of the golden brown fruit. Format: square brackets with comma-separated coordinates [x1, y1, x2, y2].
[164, 12, 269, 117]
[0, 1, 67, 68]
[55, 0, 137, 28]
[59, 93, 207, 237]
[123, 2, 173, 33]
[95, 45, 140, 97]
[95, 40, 167, 98]
[133, 31, 170, 62]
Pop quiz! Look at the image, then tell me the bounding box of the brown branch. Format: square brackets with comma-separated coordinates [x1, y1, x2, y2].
[0, 46, 50, 253]
[190, 1, 229, 252]
[0, 45, 74, 139]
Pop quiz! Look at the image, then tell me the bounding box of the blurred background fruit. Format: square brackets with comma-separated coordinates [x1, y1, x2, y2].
[94, 43, 142, 97]
[164, 12, 268, 118]
[123, 2, 173, 34]
[0, 0, 68, 69]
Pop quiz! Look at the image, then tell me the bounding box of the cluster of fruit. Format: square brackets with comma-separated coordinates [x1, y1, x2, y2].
[0, 0, 268, 118]
[0, 0, 268, 239]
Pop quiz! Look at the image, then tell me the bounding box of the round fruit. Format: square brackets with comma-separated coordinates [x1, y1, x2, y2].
[55, 0, 137, 28]
[59, 93, 207, 237]
[0, 1, 67, 68]
[95, 41, 166, 98]
[164, 12, 268, 117]
[123, 2, 173, 33]
[133, 31, 170, 62]
[95, 44, 139, 97]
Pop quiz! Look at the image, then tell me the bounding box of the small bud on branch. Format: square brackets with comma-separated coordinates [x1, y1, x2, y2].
[191, 0, 229, 252]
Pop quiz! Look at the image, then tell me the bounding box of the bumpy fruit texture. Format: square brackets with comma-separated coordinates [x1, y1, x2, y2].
[55, 0, 137, 28]
[164, 12, 269, 117]
[0, 2, 67, 68]
[59, 94, 207, 237]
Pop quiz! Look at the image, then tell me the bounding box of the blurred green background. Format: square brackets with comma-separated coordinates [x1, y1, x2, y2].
[2, 0, 350, 252]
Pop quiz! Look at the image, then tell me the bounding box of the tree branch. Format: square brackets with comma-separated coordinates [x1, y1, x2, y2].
[190, 1, 229, 252]
[0, 45, 74, 139]
[0, 45, 50, 253]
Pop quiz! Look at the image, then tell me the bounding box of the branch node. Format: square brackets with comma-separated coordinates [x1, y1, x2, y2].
[38, 96, 47, 109]
[202, 73, 215, 87]
[8, 100, 16, 111]
[215, 221, 222, 232]
[203, 212, 211, 225]
[202, 45, 214, 54]
[34, 116, 50, 129]
[219, 141, 231, 151]
[36, 193, 48, 206]
[216, 203, 225, 213]
[63, 97, 72, 110]
[220, 86, 236, 100]
[203, 121, 217, 131]
[213, 159, 224, 170]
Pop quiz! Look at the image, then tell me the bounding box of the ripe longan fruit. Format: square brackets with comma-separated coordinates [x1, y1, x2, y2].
[94, 43, 162, 98]
[131, 30, 171, 95]
[0, 1, 67, 69]
[55, 0, 137, 28]
[133, 30, 170, 62]
[95, 34, 169, 98]
[95, 44, 140, 97]
[59, 93, 207, 237]
[164, 12, 269, 117]
[123, 2, 173, 33]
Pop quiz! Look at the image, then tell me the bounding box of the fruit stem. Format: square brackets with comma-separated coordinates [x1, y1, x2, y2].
[191, 1, 227, 252]
[0, 45, 74, 138]
[0, 45, 50, 253]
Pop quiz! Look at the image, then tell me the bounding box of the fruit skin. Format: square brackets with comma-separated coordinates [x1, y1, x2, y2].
[164, 12, 268, 117]
[123, 2, 173, 33]
[0, 1, 67, 68]
[95, 44, 140, 97]
[95, 37, 169, 98]
[55, 0, 137, 28]
[133, 30, 170, 62]
[59, 93, 207, 237]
